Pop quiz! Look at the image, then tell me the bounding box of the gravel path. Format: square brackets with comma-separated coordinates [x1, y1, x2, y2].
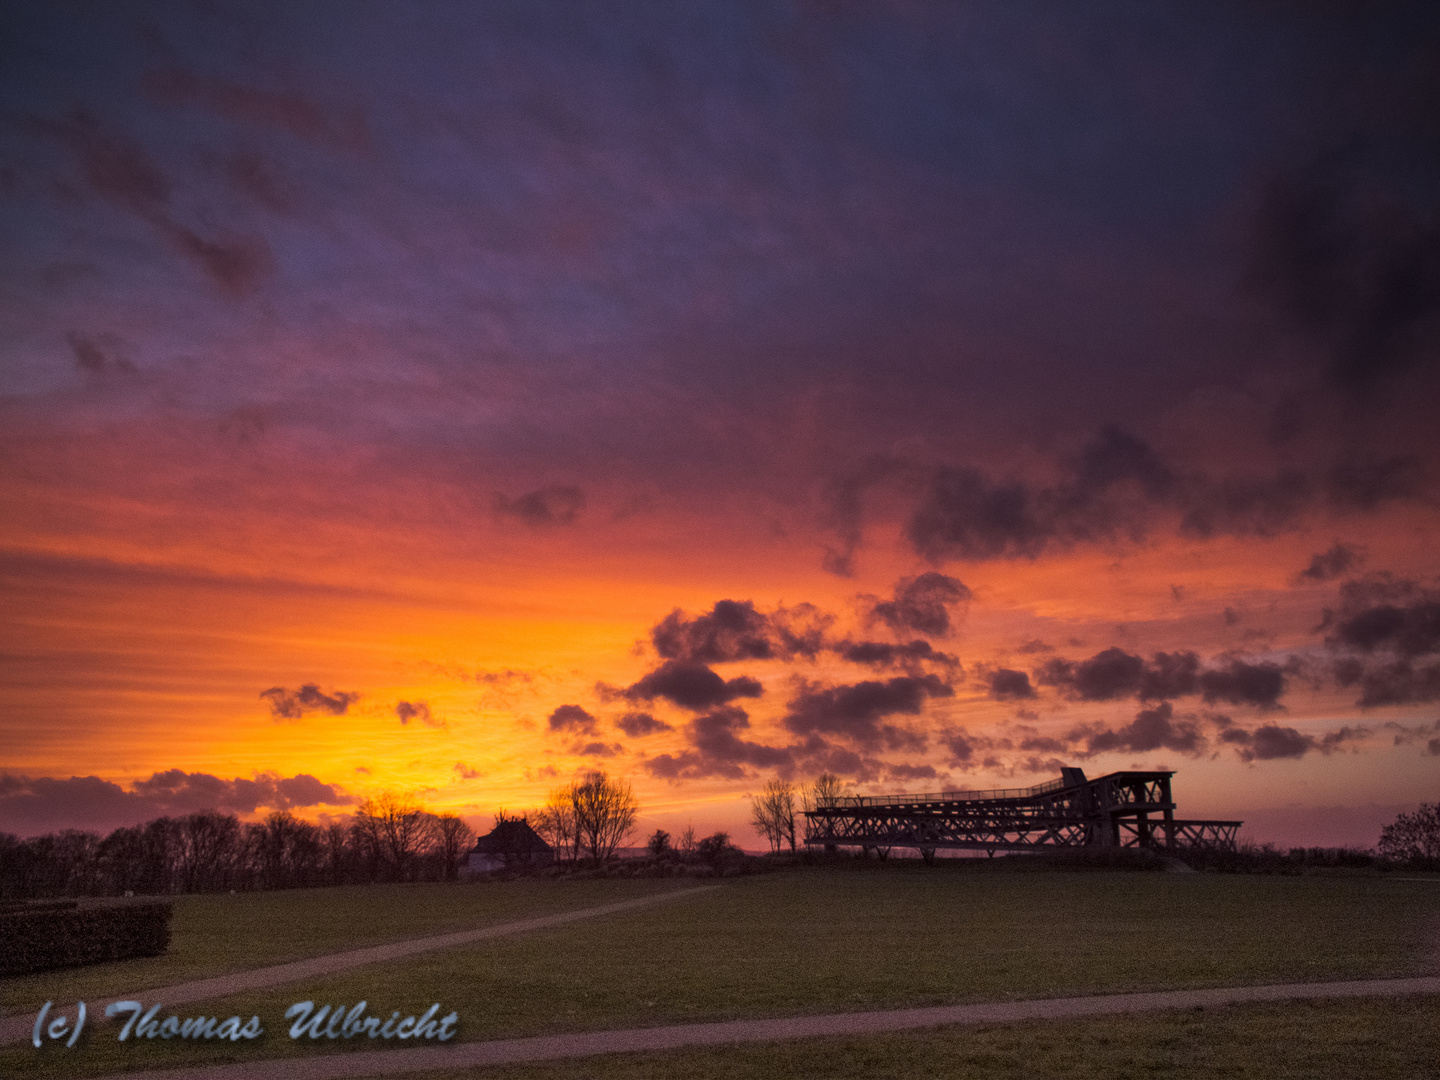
[0, 885, 721, 1046]
[79, 975, 1440, 1080]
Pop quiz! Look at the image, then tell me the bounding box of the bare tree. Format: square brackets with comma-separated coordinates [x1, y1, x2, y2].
[259, 811, 300, 889]
[803, 772, 848, 810]
[177, 812, 241, 893]
[1379, 803, 1440, 861]
[802, 773, 849, 852]
[531, 786, 581, 862]
[750, 779, 797, 853]
[322, 821, 350, 885]
[434, 814, 475, 880]
[679, 824, 697, 854]
[570, 771, 639, 862]
[353, 792, 436, 880]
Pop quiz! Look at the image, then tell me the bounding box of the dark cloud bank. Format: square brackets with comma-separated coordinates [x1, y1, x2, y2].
[826, 426, 1428, 573]
[0, 770, 352, 838]
[1324, 576, 1440, 707]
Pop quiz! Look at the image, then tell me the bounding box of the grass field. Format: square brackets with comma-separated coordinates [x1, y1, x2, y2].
[406, 996, 1440, 1080]
[0, 877, 692, 1017]
[4, 863, 1437, 1079]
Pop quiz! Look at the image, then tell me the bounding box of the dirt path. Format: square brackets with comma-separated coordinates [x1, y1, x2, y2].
[0, 885, 721, 1046]
[77, 975, 1440, 1080]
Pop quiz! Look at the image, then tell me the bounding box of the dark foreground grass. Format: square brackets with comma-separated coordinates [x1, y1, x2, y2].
[3, 864, 1436, 1079]
[0, 877, 693, 1017]
[412, 996, 1440, 1080]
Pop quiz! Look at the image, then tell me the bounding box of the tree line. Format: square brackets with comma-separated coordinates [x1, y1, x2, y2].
[0, 792, 475, 900]
[520, 770, 820, 864]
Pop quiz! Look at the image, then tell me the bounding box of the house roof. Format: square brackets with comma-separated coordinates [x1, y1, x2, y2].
[473, 818, 552, 855]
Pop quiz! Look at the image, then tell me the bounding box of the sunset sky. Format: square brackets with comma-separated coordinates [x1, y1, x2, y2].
[2, 2, 1437, 849]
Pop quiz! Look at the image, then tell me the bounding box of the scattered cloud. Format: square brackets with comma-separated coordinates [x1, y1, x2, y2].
[781, 675, 950, 751]
[39, 110, 276, 295]
[1384, 718, 1440, 748]
[987, 668, 1036, 701]
[835, 639, 959, 671]
[937, 725, 997, 767]
[1039, 648, 1145, 701]
[68, 332, 135, 375]
[396, 700, 445, 728]
[471, 668, 537, 686]
[886, 762, 939, 782]
[651, 599, 833, 663]
[1323, 576, 1440, 706]
[260, 683, 360, 720]
[1219, 723, 1315, 761]
[652, 599, 778, 663]
[1326, 456, 1426, 511]
[1334, 658, 1440, 708]
[619, 660, 763, 711]
[1080, 702, 1205, 756]
[493, 485, 585, 526]
[547, 703, 598, 733]
[645, 705, 794, 782]
[865, 572, 972, 638]
[1197, 659, 1287, 710]
[1301, 544, 1365, 587]
[1325, 586, 1440, 658]
[1039, 648, 1285, 710]
[615, 711, 672, 737]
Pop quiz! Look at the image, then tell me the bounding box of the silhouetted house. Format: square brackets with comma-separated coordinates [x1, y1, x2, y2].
[467, 818, 553, 873]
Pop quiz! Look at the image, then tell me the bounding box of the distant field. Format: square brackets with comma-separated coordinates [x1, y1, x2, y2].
[3, 864, 1437, 1079]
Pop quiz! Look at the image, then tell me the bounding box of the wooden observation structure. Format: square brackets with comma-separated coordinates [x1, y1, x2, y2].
[803, 767, 1240, 859]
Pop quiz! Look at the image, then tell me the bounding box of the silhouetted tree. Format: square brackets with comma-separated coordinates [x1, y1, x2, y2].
[353, 792, 436, 881]
[801, 772, 849, 853]
[177, 812, 242, 893]
[322, 821, 351, 885]
[1379, 803, 1440, 862]
[750, 780, 797, 853]
[570, 771, 639, 862]
[531, 787, 581, 862]
[434, 814, 475, 880]
[803, 772, 847, 810]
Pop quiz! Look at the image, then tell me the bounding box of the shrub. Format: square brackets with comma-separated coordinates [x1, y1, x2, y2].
[0, 901, 172, 976]
[695, 831, 743, 865]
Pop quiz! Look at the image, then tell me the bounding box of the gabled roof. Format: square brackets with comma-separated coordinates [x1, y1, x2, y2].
[473, 818, 552, 855]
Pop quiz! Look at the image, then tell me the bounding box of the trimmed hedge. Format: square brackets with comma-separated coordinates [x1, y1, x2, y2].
[0, 899, 77, 915]
[0, 901, 171, 976]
